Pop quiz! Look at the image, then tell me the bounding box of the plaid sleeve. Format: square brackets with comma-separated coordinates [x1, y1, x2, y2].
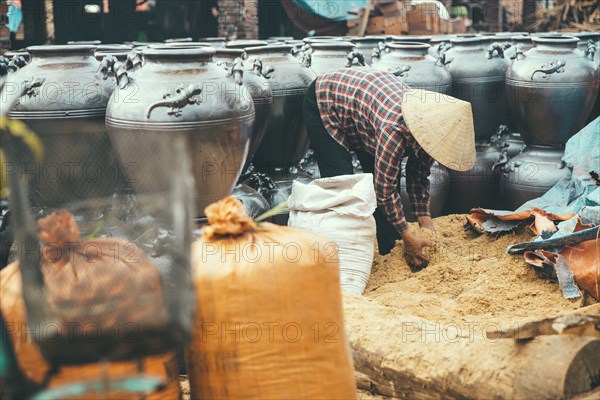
[406, 151, 434, 217]
[374, 131, 409, 234]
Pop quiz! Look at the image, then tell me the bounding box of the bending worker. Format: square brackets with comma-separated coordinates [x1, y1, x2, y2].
[303, 68, 475, 270]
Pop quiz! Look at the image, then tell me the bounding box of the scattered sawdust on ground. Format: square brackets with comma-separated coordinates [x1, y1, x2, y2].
[366, 214, 581, 333]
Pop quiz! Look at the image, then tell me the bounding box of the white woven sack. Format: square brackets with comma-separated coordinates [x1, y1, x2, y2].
[287, 173, 377, 295]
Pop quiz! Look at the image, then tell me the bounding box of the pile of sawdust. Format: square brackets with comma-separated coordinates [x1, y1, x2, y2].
[366, 214, 581, 335]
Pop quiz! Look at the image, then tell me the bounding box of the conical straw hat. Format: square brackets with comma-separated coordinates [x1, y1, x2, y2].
[401, 89, 475, 172]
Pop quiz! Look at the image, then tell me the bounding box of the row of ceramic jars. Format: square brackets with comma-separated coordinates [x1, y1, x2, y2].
[1, 45, 257, 219]
[501, 34, 597, 210]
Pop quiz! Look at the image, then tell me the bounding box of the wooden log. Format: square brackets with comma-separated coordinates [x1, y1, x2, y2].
[343, 294, 600, 399]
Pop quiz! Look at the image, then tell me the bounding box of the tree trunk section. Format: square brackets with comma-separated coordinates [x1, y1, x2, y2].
[343, 295, 600, 399]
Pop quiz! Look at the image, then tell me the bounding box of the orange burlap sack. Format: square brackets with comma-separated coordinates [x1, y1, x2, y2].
[0, 261, 180, 400]
[187, 197, 357, 399]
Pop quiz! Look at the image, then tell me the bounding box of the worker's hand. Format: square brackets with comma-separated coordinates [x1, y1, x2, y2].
[402, 229, 434, 271]
[417, 216, 435, 231]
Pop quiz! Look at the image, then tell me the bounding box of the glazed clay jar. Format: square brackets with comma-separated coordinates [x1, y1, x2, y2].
[443, 37, 510, 139]
[400, 161, 450, 221]
[243, 44, 317, 172]
[351, 36, 388, 65]
[305, 41, 365, 75]
[105, 47, 255, 217]
[3, 45, 116, 205]
[214, 48, 273, 167]
[447, 140, 505, 213]
[500, 146, 569, 210]
[372, 42, 452, 94]
[505, 35, 599, 147]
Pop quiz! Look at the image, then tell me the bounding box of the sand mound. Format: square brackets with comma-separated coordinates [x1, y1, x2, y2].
[366, 214, 582, 335]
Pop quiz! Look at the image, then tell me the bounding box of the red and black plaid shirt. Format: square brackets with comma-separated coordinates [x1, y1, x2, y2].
[316, 68, 434, 234]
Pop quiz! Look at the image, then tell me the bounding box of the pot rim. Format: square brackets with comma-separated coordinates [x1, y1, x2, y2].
[96, 44, 133, 51]
[67, 40, 102, 45]
[308, 41, 355, 50]
[226, 40, 269, 49]
[4, 50, 29, 56]
[142, 47, 216, 59]
[162, 42, 213, 48]
[386, 42, 431, 50]
[129, 41, 161, 47]
[163, 37, 193, 43]
[574, 31, 600, 41]
[95, 50, 130, 56]
[429, 35, 456, 42]
[449, 37, 492, 45]
[302, 35, 344, 42]
[387, 35, 432, 43]
[268, 36, 295, 40]
[495, 31, 529, 36]
[512, 35, 533, 42]
[215, 48, 245, 56]
[197, 37, 227, 42]
[27, 45, 97, 54]
[531, 35, 579, 44]
[244, 44, 293, 54]
[351, 36, 387, 42]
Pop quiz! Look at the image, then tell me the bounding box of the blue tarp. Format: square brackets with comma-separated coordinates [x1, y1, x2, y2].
[292, 0, 368, 21]
[6, 4, 23, 33]
[516, 117, 600, 216]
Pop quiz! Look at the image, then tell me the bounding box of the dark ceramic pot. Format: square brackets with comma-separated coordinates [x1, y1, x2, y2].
[105, 47, 255, 217]
[443, 37, 510, 139]
[447, 140, 505, 213]
[400, 161, 450, 221]
[243, 44, 317, 172]
[2, 45, 116, 206]
[351, 36, 388, 65]
[214, 48, 273, 167]
[506, 35, 599, 147]
[372, 42, 452, 94]
[305, 41, 365, 75]
[500, 146, 568, 210]
[573, 32, 600, 123]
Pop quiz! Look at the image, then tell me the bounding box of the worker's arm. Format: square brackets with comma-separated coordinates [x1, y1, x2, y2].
[373, 132, 408, 234]
[374, 129, 432, 269]
[406, 150, 435, 230]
